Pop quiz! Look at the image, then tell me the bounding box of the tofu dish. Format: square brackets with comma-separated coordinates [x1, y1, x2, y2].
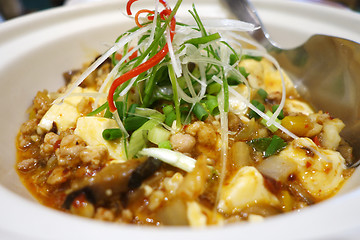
[16, 0, 354, 226]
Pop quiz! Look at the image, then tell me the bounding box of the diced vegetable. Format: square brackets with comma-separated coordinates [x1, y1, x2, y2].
[281, 115, 311, 136]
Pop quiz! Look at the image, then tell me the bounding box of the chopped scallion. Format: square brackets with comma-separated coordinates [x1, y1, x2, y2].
[205, 95, 219, 115]
[239, 66, 250, 78]
[193, 102, 209, 121]
[242, 55, 262, 61]
[257, 88, 268, 101]
[158, 140, 172, 149]
[102, 128, 123, 141]
[272, 104, 284, 119]
[124, 116, 149, 131]
[249, 99, 265, 119]
[207, 82, 221, 95]
[184, 33, 221, 47]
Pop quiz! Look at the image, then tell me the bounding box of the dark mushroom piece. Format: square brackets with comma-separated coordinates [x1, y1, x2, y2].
[63, 157, 162, 209]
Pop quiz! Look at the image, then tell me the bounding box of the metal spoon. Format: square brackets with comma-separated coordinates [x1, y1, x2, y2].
[224, 0, 360, 167]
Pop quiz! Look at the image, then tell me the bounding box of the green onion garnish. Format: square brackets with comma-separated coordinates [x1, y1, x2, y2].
[193, 102, 209, 121]
[102, 128, 123, 141]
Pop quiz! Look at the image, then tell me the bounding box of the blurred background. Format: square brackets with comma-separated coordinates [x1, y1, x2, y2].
[0, 0, 359, 22]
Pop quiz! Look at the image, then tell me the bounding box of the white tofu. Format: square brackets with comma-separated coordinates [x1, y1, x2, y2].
[239, 59, 264, 89]
[187, 201, 207, 227]
[229, 84, 249, 116]
[75, 116, 126, 162]
[261, 60, 298, 97]
[321, 118, 345, 150]
[38, 87, 83, 133]
[38, 87, 98, 134]
[218, 166, 279, 214]
[277, 138, 346, 199]
[284, 99, 315, 115]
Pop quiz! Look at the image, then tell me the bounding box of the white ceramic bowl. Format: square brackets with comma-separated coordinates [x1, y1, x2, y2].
[1, 0, 360, 239]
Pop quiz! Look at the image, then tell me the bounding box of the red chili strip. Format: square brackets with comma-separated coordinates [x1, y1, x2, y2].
[127, 0, 169, 16]
[135, 9, 155, 28]
[107, 8, 176, 112]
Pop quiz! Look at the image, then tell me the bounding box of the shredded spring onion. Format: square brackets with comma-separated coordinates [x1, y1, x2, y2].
[54, 25, 152, 105]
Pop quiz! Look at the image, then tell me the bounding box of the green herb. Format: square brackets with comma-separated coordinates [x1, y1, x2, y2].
[142, 66, 159, 107]
[128, 103, 139, 115]
[247, 135, 287, 157]
[264, 135, 287, 157]
[247, 137, 272, 153]
[168, 64, 181, 129]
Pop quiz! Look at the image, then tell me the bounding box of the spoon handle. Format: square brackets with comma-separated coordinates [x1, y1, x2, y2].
[224, 0, 274, 48]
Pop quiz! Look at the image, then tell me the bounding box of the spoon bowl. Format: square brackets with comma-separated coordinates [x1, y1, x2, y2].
[224, 0, 360, 167]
